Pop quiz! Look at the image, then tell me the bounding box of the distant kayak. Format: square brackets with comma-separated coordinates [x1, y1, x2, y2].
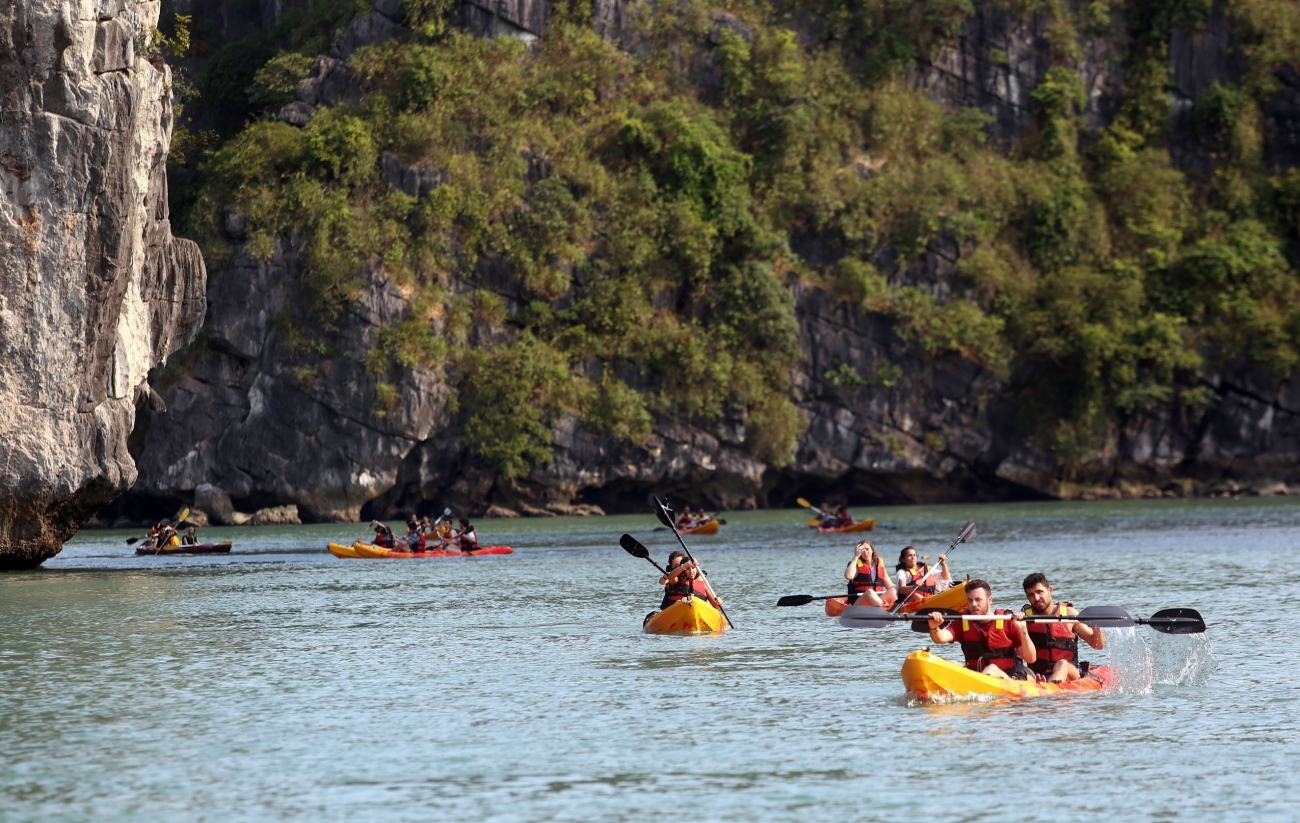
[333, 541, 513, 559]
[643, 598, 730, 634]
[901, 650, 1112, 702]
[679, 520, 720, 535]
[136, 541, 232, 556]
[814, 518, 877, 533]
[824, 580, 971, 617]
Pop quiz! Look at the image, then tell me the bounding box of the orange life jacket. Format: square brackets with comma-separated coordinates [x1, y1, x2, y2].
[953, 609, 1022, 673]
[849, 558, 889, 596]
[1023, 601, 1078, 664]
[900, 563, 936, 595]
[665, 575, 710, 602]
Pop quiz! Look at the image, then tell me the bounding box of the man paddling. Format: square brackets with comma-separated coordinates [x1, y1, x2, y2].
[181, 526, 199, 546]
[1021, 573, 1104, 682]
[926, 579, 1036, 680]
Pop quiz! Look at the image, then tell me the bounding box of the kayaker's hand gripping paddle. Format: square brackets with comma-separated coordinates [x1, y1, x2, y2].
[651, 495, 735, 628]
[888, 519, 975, 614]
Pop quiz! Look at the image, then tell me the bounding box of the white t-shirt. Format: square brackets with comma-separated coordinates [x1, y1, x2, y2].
[897, 566, 951, 592]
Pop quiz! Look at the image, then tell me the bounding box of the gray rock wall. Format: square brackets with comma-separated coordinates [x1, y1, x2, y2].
[0, 0, 207, 566]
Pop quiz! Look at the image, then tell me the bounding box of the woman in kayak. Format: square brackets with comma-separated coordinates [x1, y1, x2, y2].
[844, 540, 897, 607]
[370, 520, 397, 548]
[652, 551, 723, 610]
[455, 518, 478, 552]
[895, 546, 950, 604]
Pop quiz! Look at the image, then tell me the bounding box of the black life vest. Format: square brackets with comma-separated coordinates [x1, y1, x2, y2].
[1023, 601, 1079, 665]
[953, 609, 1022, 673]
[848, 558, 889, 597]
[665, 574, 708, 602]
[900, 563, 936, 595]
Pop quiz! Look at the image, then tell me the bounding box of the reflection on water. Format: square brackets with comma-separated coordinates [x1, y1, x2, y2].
[1, 497, 1297, 820]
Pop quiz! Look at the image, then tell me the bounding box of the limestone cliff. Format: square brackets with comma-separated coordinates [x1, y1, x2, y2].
[0, 0, 207, 566]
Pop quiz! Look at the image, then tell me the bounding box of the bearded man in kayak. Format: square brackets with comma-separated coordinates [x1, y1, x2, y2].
[844, 540, 897, 608]
[926, 579, 1036, 680]
[1021, 572, 1104, 682]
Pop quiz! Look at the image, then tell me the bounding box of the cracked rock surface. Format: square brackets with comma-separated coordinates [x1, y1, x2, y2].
[0, 0, 206, 567]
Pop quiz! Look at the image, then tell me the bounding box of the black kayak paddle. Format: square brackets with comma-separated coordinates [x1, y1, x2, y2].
[776, 594, 845, 607]
[620, 533, 667, 575]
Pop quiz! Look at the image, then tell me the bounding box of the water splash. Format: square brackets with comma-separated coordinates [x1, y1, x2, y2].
[1099, 627, 1217, 693]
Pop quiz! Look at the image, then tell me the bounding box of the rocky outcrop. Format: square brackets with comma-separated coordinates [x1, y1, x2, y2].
[0, 0, 207, 566]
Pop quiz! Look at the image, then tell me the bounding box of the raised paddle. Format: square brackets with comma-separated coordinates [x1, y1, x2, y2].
[889, 519, 975, 614]
[620, 533, 667, 574]
[839, 605, 1206, 634]
[153, 506, 191, 555]
[651, 495, 735, 628]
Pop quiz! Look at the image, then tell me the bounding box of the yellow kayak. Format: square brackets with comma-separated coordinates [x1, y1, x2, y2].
[328, 542, 361, 558]
[816, 518, 877, 533]
[680, 519, 720, 535]
[825, 580, 971, 616]
[901, 650, 1113, 702]
[643, 598, 730, 634]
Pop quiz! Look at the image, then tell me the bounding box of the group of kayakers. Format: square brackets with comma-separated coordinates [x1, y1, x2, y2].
[843, 539, 953, 609]
[673, 506, 715, 531]
[370, 516, 479, 553]
[815, 503, 853, 529]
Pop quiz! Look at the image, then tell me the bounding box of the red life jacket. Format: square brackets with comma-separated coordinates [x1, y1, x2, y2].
[405, 531, 425, 552]
[848, 558, 889, 596]
[953, 609, 1022, 673]
[665, 575, 710, 603]
[900, 563, 936, 596]
[374, 528, 396, 548]
[458, 529, 477, 552]
[1023, 601, 1078, 664]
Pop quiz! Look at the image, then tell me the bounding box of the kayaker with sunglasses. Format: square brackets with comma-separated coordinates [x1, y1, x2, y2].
[926, 579, 1036, 681]
[1021, 572, 1104, 682]
[844, 540, 897, 608]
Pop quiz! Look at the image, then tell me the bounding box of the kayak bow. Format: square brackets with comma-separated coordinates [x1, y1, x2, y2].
[824, 580, 970, 617]
[643, 598, 731, 634]
[901, 650, 1112, 702]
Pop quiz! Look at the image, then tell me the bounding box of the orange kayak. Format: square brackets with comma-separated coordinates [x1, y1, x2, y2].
[825, 580, 970, 616]
[345, 541, 513, 558]
[901, 650, 1113, 702]
[814, 518, 877, 533]
[680, 520, 720, 535]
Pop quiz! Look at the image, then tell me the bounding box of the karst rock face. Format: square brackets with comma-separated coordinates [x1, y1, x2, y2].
[0, 0, 207, 568]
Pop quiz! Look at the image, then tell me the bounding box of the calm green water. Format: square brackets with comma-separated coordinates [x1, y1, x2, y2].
[2, 498, 1296, 820]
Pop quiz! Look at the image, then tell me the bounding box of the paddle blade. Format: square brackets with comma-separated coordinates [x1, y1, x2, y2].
[650, 496, 675, 529]
[619, 533, 650, 559]
[125, 537, 139, 546]
[956, 519, 976, 544]
[1144, 608, 1206, 635]
[1075, 606, 1135, 629]
[777, 595, 816, 607]
[796, 497, 812, 509]
[908, 608, 963, 632]
[840, 605, 896, 628]
[174, 507, 190, 527]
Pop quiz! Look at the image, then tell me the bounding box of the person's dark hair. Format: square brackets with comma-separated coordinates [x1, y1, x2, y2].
[1022, 572, 1050, 591]
[667, 550, 686, 567]
[967, 578, 992, 596]
[459, 518, 469, 527]
[896, 546, 918, 571]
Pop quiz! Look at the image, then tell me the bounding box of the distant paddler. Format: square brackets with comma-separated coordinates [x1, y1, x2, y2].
[844, 540, 897, 608]
[453, 518, 478, 552]
[895, 545, 950, 601]
[1021, 572, 1104, 682]
[645, 550, 723, 625]
[181, 526, 200, 546]
[926, 579, 1036, 681]
[370, 520, 397, 549]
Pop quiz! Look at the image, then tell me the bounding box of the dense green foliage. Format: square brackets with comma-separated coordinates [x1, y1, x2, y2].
[182, 0, 1300, 474]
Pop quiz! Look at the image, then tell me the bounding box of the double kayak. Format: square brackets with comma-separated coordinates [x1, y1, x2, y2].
[679, 520, 720, 535]
[328, 541, 513, 559]
[901, 650, 1112, 702]
[643, 598, 730, 634]
[813, 518, 877, 533]
[824, 580, 970, 617]
[136, 541, 232, 555]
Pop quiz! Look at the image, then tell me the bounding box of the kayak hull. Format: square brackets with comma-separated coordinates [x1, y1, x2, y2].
[824, 581, 970, 617]
[328, 542, 361, 558]
[814, 519, 877, 534]
[136, 541, 232, 555]
[348, 541, 513, 559]
[901, 650, 1112, 702]
[680, 520, 720, 535]
[643, 598, 730, 634]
